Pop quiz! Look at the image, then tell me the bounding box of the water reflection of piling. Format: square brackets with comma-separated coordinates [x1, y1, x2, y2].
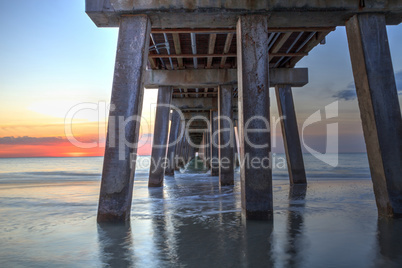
[285, 184, 307, 267]
[97, 222, 134, 267]
[149, 187, 180, 266]
[377, 218, 402, 264]
[244, 221, 275, 267]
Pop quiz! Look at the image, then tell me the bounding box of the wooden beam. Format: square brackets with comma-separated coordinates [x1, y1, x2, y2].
[172, 33, 183, 69]
[150, 27, 336, 34]
[203, 88, 209, 97]
[268, 27, 336, 32]
[149, 53, 236, 59]
[173, 92, 215, 95]
[220, 33, 234, 68]
[152, 28, 236, 34]
[269, 32, 292, 61]
[148, 52, 306, 59]
[148, 57, 157, 69]
[270, 52, 308, 57]
[288, 31, 332, 67]
[206, 34, 217, 68]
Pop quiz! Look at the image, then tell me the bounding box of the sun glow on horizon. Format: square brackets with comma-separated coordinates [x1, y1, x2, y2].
[0, 89, 158, 158]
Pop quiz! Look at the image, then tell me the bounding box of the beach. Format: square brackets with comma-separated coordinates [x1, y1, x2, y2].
[0, 154, 401, 267]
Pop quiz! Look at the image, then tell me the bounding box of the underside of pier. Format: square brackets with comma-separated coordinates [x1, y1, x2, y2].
[88, 0, 402, 222]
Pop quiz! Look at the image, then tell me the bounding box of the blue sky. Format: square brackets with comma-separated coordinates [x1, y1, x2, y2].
[0, 0, 401, 155]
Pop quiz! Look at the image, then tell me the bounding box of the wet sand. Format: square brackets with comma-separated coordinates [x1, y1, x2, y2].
[0, 156, 401, 267]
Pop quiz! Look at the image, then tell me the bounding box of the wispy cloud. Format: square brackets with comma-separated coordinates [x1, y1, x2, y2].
[332, 82, 357, 101]
[0, 136, 66, 145]
[333, 70, 402, 100]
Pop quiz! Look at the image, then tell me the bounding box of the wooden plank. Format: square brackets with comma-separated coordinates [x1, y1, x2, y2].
[172, 33, 183, 69]
[270, 52, 308, 57]
[152, 28, 236, 34]
[269, 32, 292, 61]
[148, 57, 157, 69]
[149, 53, 236, 58]
[268, 27, 336, 32]
[150, 27, 336, 34]
[203, 88, 209, 97]
[206, 33, 217, 68]
[288, 31, 332, 67]
[220, 33, 234, 68]
[173, 91, 216, 95]
[148, 52, 306, 59]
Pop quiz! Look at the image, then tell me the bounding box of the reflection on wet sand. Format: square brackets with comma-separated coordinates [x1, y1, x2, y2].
[285, 184, 307, 267]
[147, 175, 274, 267]
[97, 222, 134, 267]
[243, 220, 275, 267]
[149, 186, 180, 265]
[377, 217, 402, 265]
[95, 176, 402, 267]
[6, 156, 402, 267]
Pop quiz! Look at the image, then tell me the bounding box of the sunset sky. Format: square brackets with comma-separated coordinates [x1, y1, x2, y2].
[0, 1, 401, 158]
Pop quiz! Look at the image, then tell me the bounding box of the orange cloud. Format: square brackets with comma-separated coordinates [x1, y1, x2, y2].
[0, 134, 153, 158]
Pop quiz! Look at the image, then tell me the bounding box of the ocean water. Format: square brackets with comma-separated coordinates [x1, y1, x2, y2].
[0, 154, 401, 267]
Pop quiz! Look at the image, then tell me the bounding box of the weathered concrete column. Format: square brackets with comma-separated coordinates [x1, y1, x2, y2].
[210, 110, 219, 176]
[181, 135, 188, 167]
[185, 138, 191, 163]
[205, 127, 211, 169]
[237, 15, 272, 220]
[165, 110, 181, 176]
[188, 145, 195, 162]
[200, 131, 208, 167]
[97, 15, 151, 222]
[148, 87, 173, 187]
[179, 135, 187, 167]
[233, 132, 238, 167]
[346, 14, 402, 217]
[174, 121, 185, 170]
[275, 85, 307, 185]
[234, 123, 241, 167]
[199, 132, 206, 160]
[218, 85, 235, 186]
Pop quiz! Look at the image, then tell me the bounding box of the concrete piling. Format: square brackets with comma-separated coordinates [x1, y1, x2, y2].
[97, 15, 151, 222]
[174, 121, 185, 171]
[165, 110, 181, 176]
[237, 15, 272, 220]
[149, 87, 173, 187]
[346, 14, 402, 217]
[210, 110, 219, 176]
[87, 1, 402, 222]
[275, 85, 307, 185]
[218, 85, 235, 186]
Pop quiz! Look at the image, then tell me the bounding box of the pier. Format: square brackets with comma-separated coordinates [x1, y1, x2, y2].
[86, 1, 402, 222]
